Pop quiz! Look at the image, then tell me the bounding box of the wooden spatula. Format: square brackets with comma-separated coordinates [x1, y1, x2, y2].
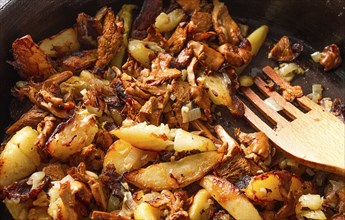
[241, 66, 345, 176]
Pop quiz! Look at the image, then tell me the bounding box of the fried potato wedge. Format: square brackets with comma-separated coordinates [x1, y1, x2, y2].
[103, 139, 157, 174]
[174, 128, 216, 152]
[134, 202, 161, 220]
[128, 40, 164, 67]
[202, 74, 232, 107]
[247, 25, 269, 56]
[244, 170, 303, 202]
[46, 109, 98, 161]
[188, 189, 213, 220]
[124, 151, 223, 191]
[111, 121, 173, 151]
[39, 27, 80, 58]
[12, 35, 56, 80]
[200, 175, 263, 220]
[236, 25, 269, 74]
[111, 4, 137, 68]
[0, 126, 40, 187]
[155, 9, 185, 33]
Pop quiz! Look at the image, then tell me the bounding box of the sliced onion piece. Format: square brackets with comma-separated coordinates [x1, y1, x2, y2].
[264, 97, 283, 111]
[27, 171, 46, 190]
[276, 63, 304, 82]
[181, 106, 202, 123]
[119, 191, 138, 217]
[307, 84, 323, 103]
[299, 210, 327, 220]
[311, 51, 321, 63]
[170, 94, 176, 101]
[299, 194, 323, 210]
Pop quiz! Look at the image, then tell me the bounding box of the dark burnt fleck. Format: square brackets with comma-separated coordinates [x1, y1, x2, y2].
[331, 98, 345, 123]
[3, 176, 50, 202]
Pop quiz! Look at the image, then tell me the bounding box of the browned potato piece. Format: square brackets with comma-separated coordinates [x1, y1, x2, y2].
[188, 189, 213, 220]
[0, 126, 40, 187]
[127, 40, 164, 68]
[202, 74, 232, 107]
[111, 121, 173, 151]
[134, 202, 161, 220]
[111, 4, 137, 68]
[155, 9, 185, 33]
[103, 139, 157, 174]
[173, 128, 217, 152]
[200, 175, 263, 220]
[12, 35, 56, 80]
[46, 109, 98, 161]
[244, 170, 303, 202]
[39, 27, 80, 58]
[124, 151, 223, 191]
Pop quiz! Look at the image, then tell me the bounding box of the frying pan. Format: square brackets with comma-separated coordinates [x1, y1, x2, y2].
[0, 0, 344, 218]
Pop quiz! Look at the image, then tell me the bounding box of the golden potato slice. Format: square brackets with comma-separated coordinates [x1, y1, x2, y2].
[247, 25, 269, 56]
[124, 151, 223, 191]
[203, 74, 232, 107]
[6, 126, 41, 167]
[236, 25, 269, 74]
[39, 27, 80, 58]
[188, 189, 213, 220]
[111, 4, 137, 68]
[244, 171, 303, 202]
[173, 129, 216, 152]
[155, 9, 185, 33]
[200, 175, 263, 220]
[0, 126, 40, 187]
[12, 35, 56, 80]
[128, 40, 164, 67]
[134, 202, 160, 220]
[46, 109, 98, 161]
[103, 139, 157, 174]
[111, 121, 173, 151]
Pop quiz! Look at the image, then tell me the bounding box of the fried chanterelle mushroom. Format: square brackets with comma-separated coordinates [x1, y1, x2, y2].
[320, 44, 342, 71]
[268, 35, 303, 62]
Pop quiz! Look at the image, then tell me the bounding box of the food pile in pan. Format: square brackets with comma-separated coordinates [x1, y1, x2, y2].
[1, 0, 344, 219]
